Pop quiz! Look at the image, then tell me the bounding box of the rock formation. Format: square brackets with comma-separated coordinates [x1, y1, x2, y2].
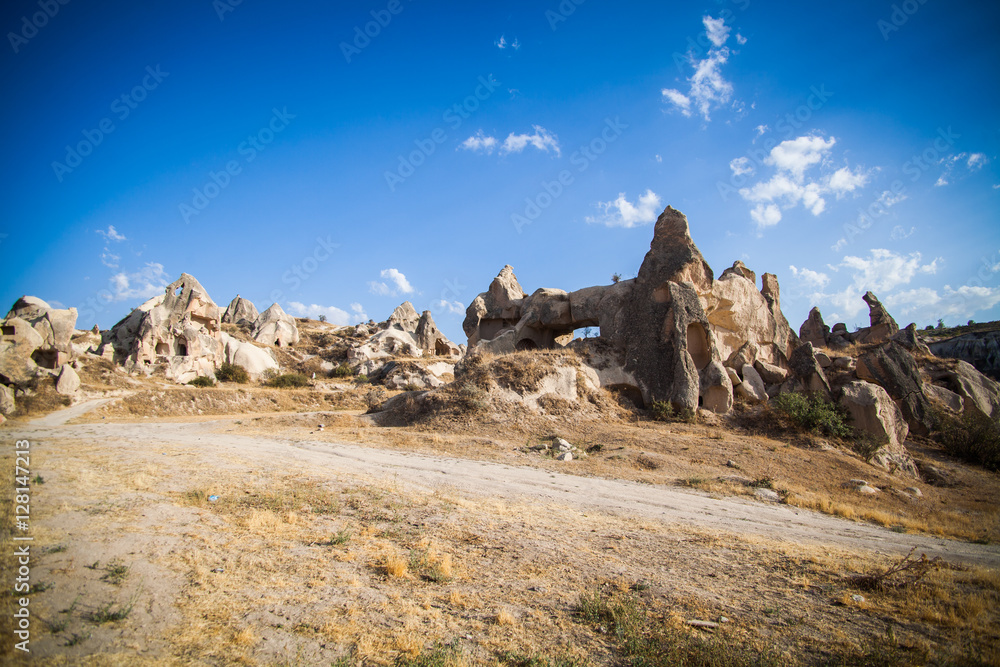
[799, 307, 829, 349]
[252, 303, 300, 347]
[840, 380, 917, 477]
[222, 295, 259, 327]
[856, 291, 899, 344]
[856, 341, 933, 436]
[927, 330, 1000, 381]
[106, 273, 223, 383]
[348, 302, 462, 376]
[0, 296, 79, 387]
[387, 302, 421, 333]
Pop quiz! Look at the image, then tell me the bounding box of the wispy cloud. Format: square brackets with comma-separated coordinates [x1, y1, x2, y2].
[586, 190, 662, 228]
[460, 130, 498, 154]
[662, 15, 741, 120]
[97, 225, 126, 242]
[433, 299, 465, 315]
[501, 125, 560, 156]
[368, 268, 414, 297]
[788, 265, 830, 288]
[109, 262, 168, 302]
[495, 34, 520, 50]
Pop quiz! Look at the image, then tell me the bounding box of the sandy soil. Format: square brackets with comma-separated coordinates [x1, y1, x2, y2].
[2, 401, 998, 664]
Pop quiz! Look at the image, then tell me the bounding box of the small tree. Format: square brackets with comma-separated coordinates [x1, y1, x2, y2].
[318, 314, 327, 323]
[968, 319, 975, 326]
[936, 319, 945, 330]
[611, 273, 621, 284]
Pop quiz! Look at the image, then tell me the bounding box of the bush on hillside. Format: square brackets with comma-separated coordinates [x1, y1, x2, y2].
[264, 373, 310, 389]
[216, 362, 250, 384]
[187, 376, 215, 388]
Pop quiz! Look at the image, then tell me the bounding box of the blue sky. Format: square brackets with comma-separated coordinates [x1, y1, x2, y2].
[2, 0, 998, 343]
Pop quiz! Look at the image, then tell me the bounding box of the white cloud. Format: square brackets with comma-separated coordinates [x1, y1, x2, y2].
[789, 265, 830, 288]
[767, 135, 835, 177]
[501, 125, 560, 156]
[350, 302, 368, 323]
[97, 225, 126, 242]
[586, 190, 662, 228]
[750, 204, 781, 228]
[729, 157, 754, 177]
[828, 166, 870, 195]
[101, 251, 120, 269]
[110, 262, 168, 302]
[838, 249, 939, 293]
[753, 124, 768, 138]
[495, 35, 520, 50]
[886, 285, 1000, 321]
[736, 33, 747, 45]
[967, 153, 988, 170]
[661, 88, 692, 117]
[433, 299, 465, 315]
[890, 225, 915, 240]
[369, 268, 414, 296]
[655, 154, 663, 163]
[703, 15, 731, 47]
[831, 238, 848, 252]
[688, 48, 733, 120]
[460, 130, 497, 154]
[287, 302, 352, 325]
[662, 16, 738, 121]
[736, 135, 875, 230]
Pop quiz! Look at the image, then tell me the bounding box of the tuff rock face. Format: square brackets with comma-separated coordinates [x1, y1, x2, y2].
[857, 291, 900, 344]
[107, 273, 223, 383]
[222, 295, 259, 327]
[0, 296, 79, 385]
[252, 303, 300, 347]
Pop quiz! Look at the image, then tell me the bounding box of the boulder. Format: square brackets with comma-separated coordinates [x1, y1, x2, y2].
[221, 295, 259, 327]
[789, 342, 831, 397]
[55, 364, 80, 395]
[705, 264, 796, 365]
[890, 323, 931, 356]
[856, 341, 933, 435]
[799, 307, 829, 349]
[387, 302, 421, 332]
[929, 360, 1000, 419]
[348, 328, 423, 367]
[754, 360, 788, 385]
[924, 383, 964, 413]
[107, 273, 224, 382]
[6, 296, 78, 358]
[738, 364, 768, 404]
[701, 360, 734, 413]
[252, 303, 300, 347]
[815, 351, 832, 368]
[840, 380, 917, 477]
[0, 384, 14, 415]
[220, 333, 279, 380]
[857, 291, 899, 344]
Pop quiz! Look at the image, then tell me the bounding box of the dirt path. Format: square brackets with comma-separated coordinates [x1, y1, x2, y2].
[14, 404, 1000, 568]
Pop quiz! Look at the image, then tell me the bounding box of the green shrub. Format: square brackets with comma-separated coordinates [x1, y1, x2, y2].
[454, 384, 489, 414]
[934, 409, 1000, 471]
[331, 364, 355, 378]
[650, 400, 695, 423]
[354, 373, 370, 384]
[216, 362, 249, 384]
[187, 376, 215, 388]
[264, 373, 310, 389]
[772, 392, 851, 438]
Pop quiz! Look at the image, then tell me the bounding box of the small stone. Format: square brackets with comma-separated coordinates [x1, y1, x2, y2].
[851, 594, 865, 604]
[686, 620, 720, 629]
[754, 488, 781, 502]
[726, 459, 739, 468]
[555, 452, 573, 462]
[858, 484, 879, 495]
[554, 437, 573, 452]
[719, 616, 730, 623]
[905, 486, 922, 498]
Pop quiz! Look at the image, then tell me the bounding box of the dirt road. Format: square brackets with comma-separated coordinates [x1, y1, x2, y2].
[13, 402, 1000, 567]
